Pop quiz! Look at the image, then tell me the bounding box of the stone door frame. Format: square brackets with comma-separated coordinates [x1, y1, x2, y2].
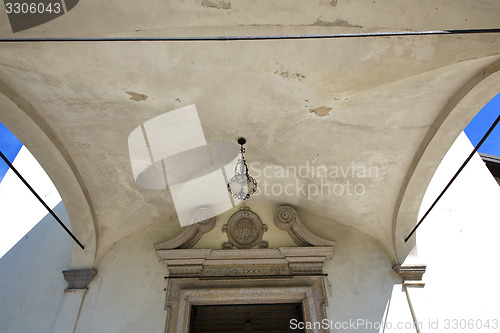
[164, 275, 330, 333]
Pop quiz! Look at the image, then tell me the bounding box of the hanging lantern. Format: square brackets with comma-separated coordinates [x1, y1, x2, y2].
[227, 138, 257, 200]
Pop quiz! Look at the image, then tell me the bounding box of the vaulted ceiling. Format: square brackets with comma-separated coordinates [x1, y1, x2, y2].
[0, 0, 499, 267]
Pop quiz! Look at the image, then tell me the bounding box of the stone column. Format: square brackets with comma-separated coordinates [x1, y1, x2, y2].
[51, 269, 96, 333]
[393, 265, 426, 333]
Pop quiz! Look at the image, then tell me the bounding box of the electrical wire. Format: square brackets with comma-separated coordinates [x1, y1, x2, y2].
[0, 151, 85, 249]
[0, 28, 498, 43]
[405, 114, 500, 242]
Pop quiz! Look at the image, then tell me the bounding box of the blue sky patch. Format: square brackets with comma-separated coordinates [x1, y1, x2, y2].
[464, 93, 500, 157]
[0, 122, 23, 182]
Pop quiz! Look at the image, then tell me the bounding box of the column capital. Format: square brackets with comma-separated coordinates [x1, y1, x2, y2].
[393, 265, 426, 288]
[62, 269, 97, 290]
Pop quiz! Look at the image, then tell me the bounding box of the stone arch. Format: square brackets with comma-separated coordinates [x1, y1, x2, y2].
[393, 55, 500, 263]
[0, 76, 97, 268]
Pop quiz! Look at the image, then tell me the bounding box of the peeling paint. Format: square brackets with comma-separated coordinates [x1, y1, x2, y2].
[311, 18, 363, 28]
[78, 143, 90, 149]
[310, 107, 332, 117]
[201, 0, 231, 9]
[126, 91, 148, 102]
[329, 0, 337, 6]
[274, 70, 306, 81]
[175, 98, 181, 102]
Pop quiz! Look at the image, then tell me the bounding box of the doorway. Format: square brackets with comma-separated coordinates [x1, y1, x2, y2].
[190, 303, 305, 333]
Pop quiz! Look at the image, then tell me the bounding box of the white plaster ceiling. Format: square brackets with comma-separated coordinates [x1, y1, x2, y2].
[0, 0, 499, 265]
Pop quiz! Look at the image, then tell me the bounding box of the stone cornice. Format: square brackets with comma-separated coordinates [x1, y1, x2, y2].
[157, 247, 334, 277]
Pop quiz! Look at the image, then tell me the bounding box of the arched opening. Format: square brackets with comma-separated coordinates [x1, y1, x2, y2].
[385, 89, 500, 333]
[394, 59, 500, 263]
[397, 91, 500, 328]
[0, 81, 96, 268]
[0, 120, 65, 258]
[412, 92, 500, 247]
[0, 119, 76, 333]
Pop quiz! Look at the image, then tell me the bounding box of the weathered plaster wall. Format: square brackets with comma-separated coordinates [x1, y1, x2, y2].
[304, 211, 400, 331]
[2, 0, 499, 37]
[74, 222, 173, 333]
[0, 202, 72, 333]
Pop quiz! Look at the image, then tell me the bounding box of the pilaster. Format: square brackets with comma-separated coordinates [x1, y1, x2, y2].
[51, 269, 97, 333]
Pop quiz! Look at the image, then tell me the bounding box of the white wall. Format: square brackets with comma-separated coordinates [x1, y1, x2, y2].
[0, 146, 62, 258]
[384, 132, 500, 333]
[0, 202, 72, 333]
[0, 145, 72, 333]
[305, 213, 400, 332]
[75, 222, 171, 333]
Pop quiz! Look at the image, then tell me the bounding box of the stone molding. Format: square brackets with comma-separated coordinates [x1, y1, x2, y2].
[274, 206, 336, 247]
[157, 247, 334, 277]
[62, 269, 97, 290]
[154, 215, 216, 250]
[393, 265, 426, 287]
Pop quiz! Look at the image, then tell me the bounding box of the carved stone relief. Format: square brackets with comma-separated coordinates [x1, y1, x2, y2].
[274, 206, 336, 247]
[222, 206, 268, 249]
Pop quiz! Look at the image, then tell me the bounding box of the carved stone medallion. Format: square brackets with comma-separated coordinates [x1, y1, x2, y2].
[222, 206, 268, 249]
